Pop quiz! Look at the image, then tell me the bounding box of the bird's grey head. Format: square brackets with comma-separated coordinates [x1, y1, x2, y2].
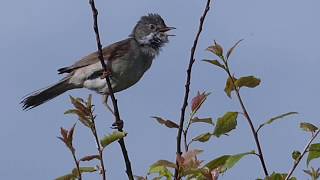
[131, 14, 175, 51]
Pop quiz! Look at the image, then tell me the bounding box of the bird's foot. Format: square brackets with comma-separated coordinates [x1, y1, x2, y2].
[112, 120, 124, 130]
[100, 69, 112, 79]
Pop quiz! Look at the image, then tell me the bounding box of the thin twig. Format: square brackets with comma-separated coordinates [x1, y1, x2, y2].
[88, 1, 133, 179]
[90, 114, 107, 180]
[175, 0, 212, 179]
[285, 128, 320, 180]
[224, 61, 269, 176]
[71, 150, 82, 180]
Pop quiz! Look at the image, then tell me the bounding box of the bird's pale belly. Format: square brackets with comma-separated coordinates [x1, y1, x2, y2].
[82, 59, 151, 94]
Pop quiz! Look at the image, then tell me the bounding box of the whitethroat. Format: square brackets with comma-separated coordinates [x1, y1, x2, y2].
[21, 14, 175, 110]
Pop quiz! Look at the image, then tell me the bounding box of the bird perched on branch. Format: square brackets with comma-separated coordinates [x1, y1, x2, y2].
[21, 14, 175, 110]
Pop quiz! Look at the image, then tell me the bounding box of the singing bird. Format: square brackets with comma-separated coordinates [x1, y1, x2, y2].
[21, 14, 174, 110]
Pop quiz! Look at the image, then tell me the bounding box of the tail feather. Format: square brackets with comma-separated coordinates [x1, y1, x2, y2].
[21, 78, 76, 110]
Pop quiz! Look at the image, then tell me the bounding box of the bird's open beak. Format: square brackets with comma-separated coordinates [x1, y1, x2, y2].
[159, 26, 176, 32]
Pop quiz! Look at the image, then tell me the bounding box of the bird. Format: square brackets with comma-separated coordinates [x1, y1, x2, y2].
[21, 13, 175, 110]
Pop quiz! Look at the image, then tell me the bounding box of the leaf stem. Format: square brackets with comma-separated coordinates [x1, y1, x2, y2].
[285, 128, 320, 180]
[71, 149, 82, 180]
[88, 0, 133, 179]
[175, 0, 212, 179]
[90, 115, 107, 180]
[224, 60, 269, 176]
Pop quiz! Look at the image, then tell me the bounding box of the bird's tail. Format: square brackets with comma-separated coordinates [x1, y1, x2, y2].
[21, 77, 76, 110]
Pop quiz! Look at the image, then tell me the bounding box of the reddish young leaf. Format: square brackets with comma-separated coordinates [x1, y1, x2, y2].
[191, 91, 210, 114]
[60, 127, 68, 141]
[152, 116, 179, 129]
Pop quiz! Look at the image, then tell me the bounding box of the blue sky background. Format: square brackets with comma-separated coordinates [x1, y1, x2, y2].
[1, 0, 320, 179]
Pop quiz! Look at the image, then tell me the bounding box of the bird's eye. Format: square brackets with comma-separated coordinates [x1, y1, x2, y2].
[149, 24, 156, 30]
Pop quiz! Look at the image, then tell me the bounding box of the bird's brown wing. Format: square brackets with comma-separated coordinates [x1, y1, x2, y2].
[58, 38, 132, 74]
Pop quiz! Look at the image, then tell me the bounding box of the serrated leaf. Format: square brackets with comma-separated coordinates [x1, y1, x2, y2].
[190, 117, 213, 125]
[258, 112, 298, 131]
[224, 76, 237, 98]
[79, 155, 100, 162]
[226, 39, 243, 60]
[100, 131, 127, 148]
[203, 59, 225, 70]
[221, 151, 255, 172]
[150, 160, 177, 169]
[291, 150, 301, 161]
[300, 122, 318, 133]
[205, 155, 230, 171]
[192, 132, 212, 142]
[213, 112, 238, 137]
[152, 116, 179, 129]
[235, 76, 261, 89]
[307, 143, 320, 166]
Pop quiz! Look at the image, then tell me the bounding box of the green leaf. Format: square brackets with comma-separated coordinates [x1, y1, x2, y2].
[307, 143, 320, 166]
[55, 174, 76, 180]
[77, 167, 97, 173]
[152, 116, 179, 129]
[235, 76, 261, 89]
[226, 39, 243, 60]
[206, 40, 223, 57]
[55, 167, 97, 180]
[190, 117, 214, 125]
[224, 76, 237, 98]
[213, 112, 238, 137]
[258, 112, 298, 131]
[203, 59, 225, 70]
[300, 122, 318, 133]
[265, 172, 297, 180]
[221, 151, 255, 172]
[148, 166, 173, 180]
[100, 131, 127, 148]
[205, 155, 230, 170]
[150, 160, 177, 169]
[192, 132, 213, 143]
[291, 150, 301, 161]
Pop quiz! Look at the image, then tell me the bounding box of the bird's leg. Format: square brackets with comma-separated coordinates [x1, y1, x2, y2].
[102, 94, 114, 115]
[102, 94, 124, 129]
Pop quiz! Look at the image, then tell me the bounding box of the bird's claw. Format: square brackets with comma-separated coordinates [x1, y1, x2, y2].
[112, 120, 124, 130]
[100, 69, 112, 79]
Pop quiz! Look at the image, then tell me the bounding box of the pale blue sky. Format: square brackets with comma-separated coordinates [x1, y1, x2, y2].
[1, 0, 320, 179]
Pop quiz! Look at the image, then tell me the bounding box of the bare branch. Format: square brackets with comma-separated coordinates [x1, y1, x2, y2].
[88, 0, 133, 179]
[175, 0, 212, 179]
[223, 59, 269, 176]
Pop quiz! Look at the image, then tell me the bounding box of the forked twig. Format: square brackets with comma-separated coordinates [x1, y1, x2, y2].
[175, 0, 212, 179]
